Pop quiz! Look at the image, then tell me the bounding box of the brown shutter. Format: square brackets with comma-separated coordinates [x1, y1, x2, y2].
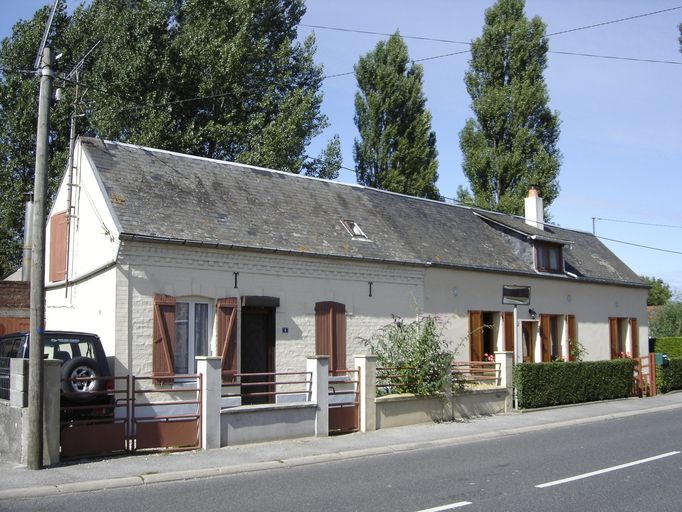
[540, 314, 551, 362]
[567, 315, 576, 361]
[609, 317, 618, 359]
[469, 311, 483, 361]
[152, 294, 176, 379]
[315, 301, 346, 371]
[503, 312, 514, 353]
[630, 318, 639, 358]
[49, 211, 68, 282]
[332, 302, 346, 371]
[217, 298, 238, 383]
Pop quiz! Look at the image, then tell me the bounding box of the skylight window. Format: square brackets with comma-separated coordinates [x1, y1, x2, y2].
[341, 219, 369, 240]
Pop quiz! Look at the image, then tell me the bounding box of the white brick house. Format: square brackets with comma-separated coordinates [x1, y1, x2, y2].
[44, 138, 648, 387]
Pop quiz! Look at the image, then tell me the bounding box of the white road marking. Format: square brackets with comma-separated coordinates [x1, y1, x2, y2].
[415, 502, 472, 512]
[536, 451, 680, 488]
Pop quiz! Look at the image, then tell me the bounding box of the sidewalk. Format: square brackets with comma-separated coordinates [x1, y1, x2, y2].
[2, 392, 681, 500]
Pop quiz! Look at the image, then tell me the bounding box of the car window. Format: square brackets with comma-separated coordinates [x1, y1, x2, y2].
[0, 337, 22, 358]
[44, 336, 97, 361]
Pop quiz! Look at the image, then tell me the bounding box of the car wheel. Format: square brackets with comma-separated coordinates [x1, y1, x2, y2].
[61, 357, 103, 402]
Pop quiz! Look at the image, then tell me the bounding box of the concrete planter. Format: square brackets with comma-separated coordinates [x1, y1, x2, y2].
[375, 387, 510, 429]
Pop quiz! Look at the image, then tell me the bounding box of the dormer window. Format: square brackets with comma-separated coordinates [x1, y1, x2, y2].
[341, 219, 369, 240]
[535, 241, 562, 273]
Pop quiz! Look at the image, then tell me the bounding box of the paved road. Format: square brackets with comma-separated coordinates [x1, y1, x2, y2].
[3, 406, 680, 511]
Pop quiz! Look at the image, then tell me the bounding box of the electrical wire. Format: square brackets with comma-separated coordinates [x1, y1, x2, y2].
[547, 6, 682, 37]
[300, 24, 471, 45]
[303, 4, 682, 76]
[596, 236, 682, 255]
[0, 66, 39, 76]
[549, 51, 681, 65]
[304, 6, 682, 46]
[595, 217, 682, 229]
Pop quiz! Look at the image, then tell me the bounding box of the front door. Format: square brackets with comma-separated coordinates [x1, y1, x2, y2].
[521, 321, 534, 363]
[240, 307, 275, 405]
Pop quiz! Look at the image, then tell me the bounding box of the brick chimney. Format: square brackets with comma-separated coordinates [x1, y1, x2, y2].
[524, 187, 544, 230]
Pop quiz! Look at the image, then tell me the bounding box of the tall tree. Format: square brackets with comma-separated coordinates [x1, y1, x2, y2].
[353, 32, 440, 200]
[0, 0, 340, 278]
[458, 0, 561, 215]
[0, 4, 73, 278]
[641, 276, 673, 306]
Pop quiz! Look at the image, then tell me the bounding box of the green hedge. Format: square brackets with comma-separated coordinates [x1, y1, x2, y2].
[653, 337, 682, 358]
[514, 359, 635, 409]
[657, 357, 682, 393]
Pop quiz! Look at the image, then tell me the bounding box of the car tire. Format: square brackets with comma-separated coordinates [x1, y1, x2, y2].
[61, 357, 103, 402]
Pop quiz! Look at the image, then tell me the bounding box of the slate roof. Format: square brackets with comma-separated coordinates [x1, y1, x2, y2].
[81, 137, 645, 288]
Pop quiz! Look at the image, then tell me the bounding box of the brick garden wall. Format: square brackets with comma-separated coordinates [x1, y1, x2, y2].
[0, 281, 29, 335]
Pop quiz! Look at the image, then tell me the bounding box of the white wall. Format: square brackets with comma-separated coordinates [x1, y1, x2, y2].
[423, 267, 648, 361]
[115, 242, 425, 376]
[45, 268, 118, 357]
[45, 141, 122, 357]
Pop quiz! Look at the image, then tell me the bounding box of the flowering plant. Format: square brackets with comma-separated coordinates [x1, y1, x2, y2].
[483, 353, 495, 362]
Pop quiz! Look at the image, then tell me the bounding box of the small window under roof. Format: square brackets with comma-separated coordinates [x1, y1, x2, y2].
[341, 219, 369, 240]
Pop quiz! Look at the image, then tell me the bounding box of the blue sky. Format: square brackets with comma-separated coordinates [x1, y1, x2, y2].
[3, 1, 681, 294]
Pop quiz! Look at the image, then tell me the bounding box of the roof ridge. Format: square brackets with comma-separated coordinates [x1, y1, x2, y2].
[79, 136, 485, 216]
[80, 136, 593, 237]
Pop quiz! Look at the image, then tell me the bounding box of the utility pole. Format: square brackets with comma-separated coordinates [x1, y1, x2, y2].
[27, 46, 54, 471]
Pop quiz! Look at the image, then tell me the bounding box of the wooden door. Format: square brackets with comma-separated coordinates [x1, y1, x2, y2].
[240, 307, 275, 405]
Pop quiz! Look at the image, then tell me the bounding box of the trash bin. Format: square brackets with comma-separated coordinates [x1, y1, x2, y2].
[655, 352, 669, 367]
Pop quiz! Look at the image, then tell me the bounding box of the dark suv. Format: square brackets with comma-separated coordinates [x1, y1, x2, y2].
[0, 331, 113, 417]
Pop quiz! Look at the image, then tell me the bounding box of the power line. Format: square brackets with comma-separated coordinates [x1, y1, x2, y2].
[300, 24, 471, 45]
[304, 5, 682, 76]
[597, 235, 682, 255]
[549, 51, 681, 66]
[0, 66, 39, 76]
[595, 217, 682, 229]
[306, 6, 682, 46]
[547, 6, 682, 37]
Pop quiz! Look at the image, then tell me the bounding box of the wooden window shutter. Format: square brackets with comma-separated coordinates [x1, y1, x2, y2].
[49, 211, 68, 282]
[332, 302, 346, 371]
[152, 294, 176, 379]
[469, 311, 483, 362]
[540, 314, 551, 362]
[315, 301, 346, 372]
[630, 318, 639, 358]
[567, 315, 576, 361]
[503, 312, 514, 353]
[217, 298, 238, 383]
[609, 317, 618, 359]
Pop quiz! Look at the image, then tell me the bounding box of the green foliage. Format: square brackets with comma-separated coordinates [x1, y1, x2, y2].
[458, 0, 561, 215]
[568, 338, 587, 362]
[514, 359, 635, 409]
[353, 32, 440, 200]
[0, 0, 340, 276]
[0, 3, 72, 278]
[653, 337, 682, 358]
[657, 357, 682, 393]
[366, 315, 451, 396]
[649, 303, 682, 337]
[641, 276, 672, 306]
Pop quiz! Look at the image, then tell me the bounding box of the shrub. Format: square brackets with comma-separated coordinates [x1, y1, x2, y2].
[365, 315, 452, 396]
[653, 337, 682, 358]
[657, 357, 682, 393]
[514, 359, 635, 409]
[649, 303, 682, 337]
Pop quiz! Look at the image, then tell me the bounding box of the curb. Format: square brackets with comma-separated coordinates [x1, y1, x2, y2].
[1, 401, 681, 500]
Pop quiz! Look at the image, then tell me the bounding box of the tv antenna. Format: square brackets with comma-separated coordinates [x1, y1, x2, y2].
[33, 0, 60, 71]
